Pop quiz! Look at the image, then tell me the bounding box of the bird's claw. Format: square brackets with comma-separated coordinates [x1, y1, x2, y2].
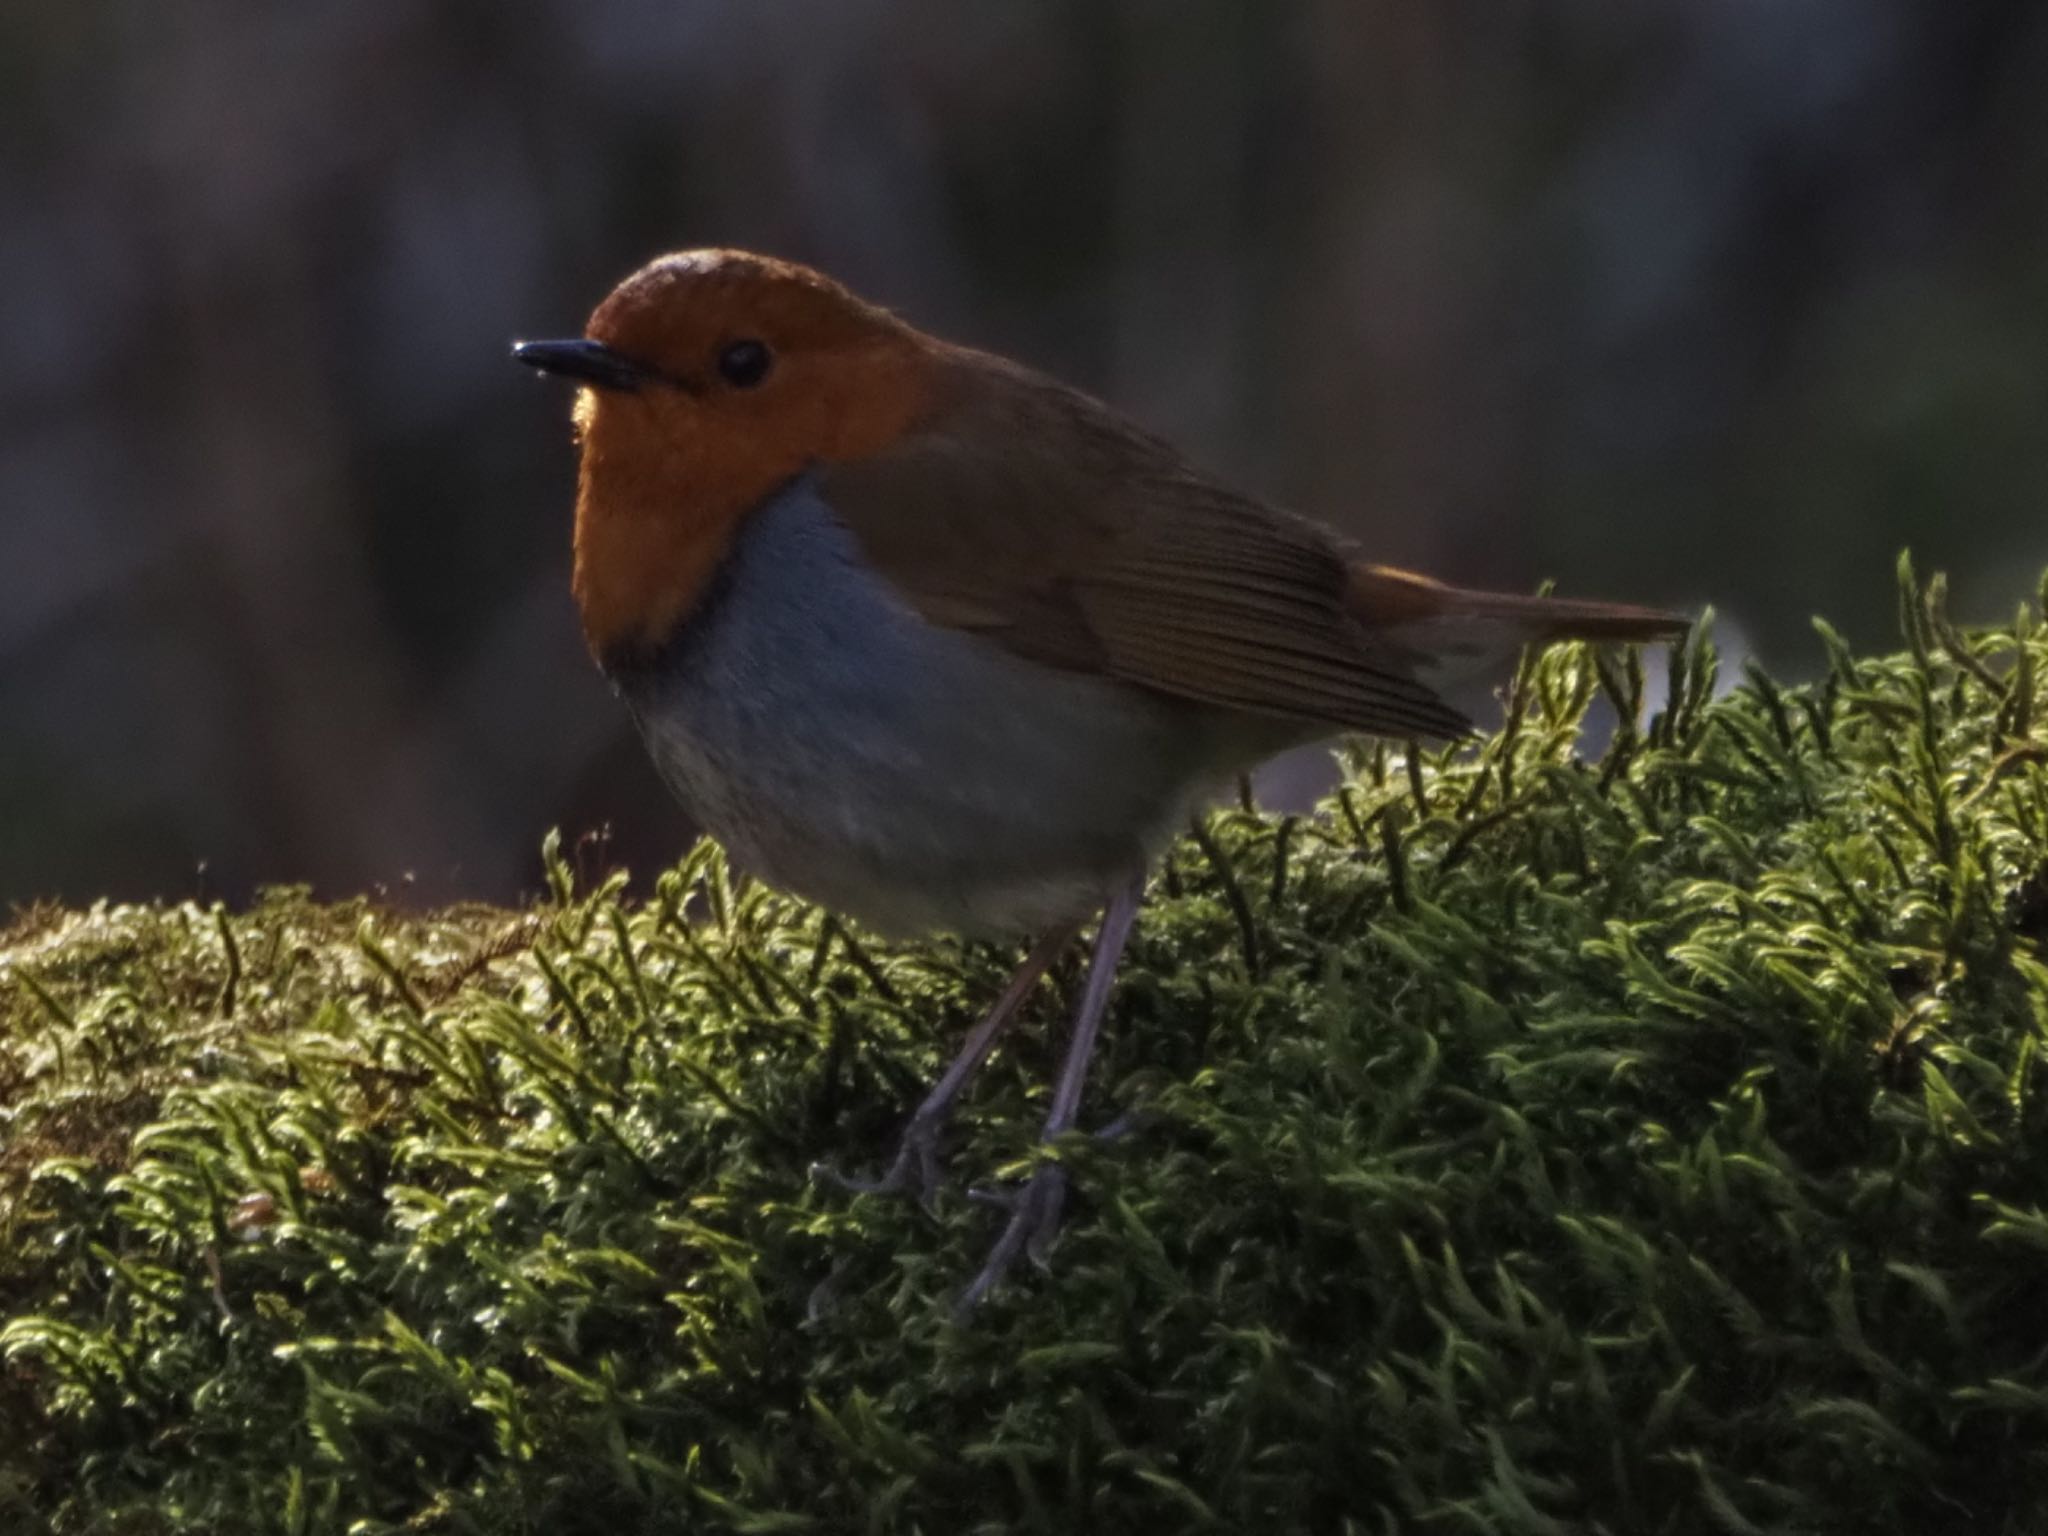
[810, 1114, 945, 1209]
[955, 1163, 1069, 1315]
[951, 1106, 1158, 1312]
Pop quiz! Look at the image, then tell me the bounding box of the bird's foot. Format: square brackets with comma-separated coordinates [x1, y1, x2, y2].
[955, 1161, 1069, 1317]
[950, 1106, 1157, 1315]
[810, 1112, 946, 1209]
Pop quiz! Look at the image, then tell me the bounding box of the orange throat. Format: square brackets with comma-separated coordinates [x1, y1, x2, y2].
[568, 344, 934, 669]
[570, 401, 745, 668]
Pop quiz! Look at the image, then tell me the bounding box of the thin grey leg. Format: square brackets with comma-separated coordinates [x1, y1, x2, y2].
[956, 877, 1144, 1314]
[814, 923, 1075, 1204]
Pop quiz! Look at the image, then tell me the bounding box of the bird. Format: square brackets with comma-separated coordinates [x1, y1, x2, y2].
[513, 248, 1686, 1309]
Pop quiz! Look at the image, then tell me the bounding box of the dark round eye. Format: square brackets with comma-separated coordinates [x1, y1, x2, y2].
[716, 338, 772, 388]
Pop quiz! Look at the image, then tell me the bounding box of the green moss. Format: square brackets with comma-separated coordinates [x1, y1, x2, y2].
[6, 558, 2048, 1533]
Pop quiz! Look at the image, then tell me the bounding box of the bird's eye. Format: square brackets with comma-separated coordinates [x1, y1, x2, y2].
[716, 339, 772, 388]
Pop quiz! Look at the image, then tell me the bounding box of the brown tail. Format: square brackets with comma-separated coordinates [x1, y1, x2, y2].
[1428, 586, 1691, 644]
[1348, 563, 1689, 690]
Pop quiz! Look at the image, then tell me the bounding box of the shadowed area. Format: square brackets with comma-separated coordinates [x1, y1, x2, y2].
[3, 1, 2045, 910]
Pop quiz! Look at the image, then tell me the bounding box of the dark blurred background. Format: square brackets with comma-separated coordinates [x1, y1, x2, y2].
[4, 1, 2046, 908]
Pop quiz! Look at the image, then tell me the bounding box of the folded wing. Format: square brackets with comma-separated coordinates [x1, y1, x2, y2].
[820, 350, 1682, 740]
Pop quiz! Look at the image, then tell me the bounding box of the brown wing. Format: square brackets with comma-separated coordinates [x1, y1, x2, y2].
[818, 349, 1474, 739]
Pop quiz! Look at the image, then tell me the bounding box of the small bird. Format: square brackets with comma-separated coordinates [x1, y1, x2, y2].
[515, 249, 1685, 1308]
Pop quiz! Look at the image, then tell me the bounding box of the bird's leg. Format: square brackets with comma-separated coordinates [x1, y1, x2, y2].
[815, 922, 1075, 1205]
[956, 877, 1144, 1314]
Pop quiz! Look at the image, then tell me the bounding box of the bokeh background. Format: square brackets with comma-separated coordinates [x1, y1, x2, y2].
[5, 1, 2046, 909]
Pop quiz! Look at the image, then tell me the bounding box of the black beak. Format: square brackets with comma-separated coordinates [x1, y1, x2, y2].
[511, 338, 646, 392]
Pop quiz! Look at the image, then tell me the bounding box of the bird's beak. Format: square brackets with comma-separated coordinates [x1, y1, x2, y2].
[511, 338, 646, 392]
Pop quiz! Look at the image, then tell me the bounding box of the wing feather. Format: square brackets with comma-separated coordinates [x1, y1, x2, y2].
[817, 349, 1472, 738]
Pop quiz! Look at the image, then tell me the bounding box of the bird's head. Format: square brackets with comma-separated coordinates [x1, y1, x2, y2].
[516, 249, 938, 667]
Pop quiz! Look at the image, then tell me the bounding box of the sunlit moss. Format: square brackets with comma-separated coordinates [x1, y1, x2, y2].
[4, 558, 2048, 1533]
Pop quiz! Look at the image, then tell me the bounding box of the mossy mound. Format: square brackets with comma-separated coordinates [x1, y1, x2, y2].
[5, 560, 2048, 1534]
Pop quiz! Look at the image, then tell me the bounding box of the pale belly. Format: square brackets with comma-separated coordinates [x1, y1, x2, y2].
[617, 478, 1295, 936]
